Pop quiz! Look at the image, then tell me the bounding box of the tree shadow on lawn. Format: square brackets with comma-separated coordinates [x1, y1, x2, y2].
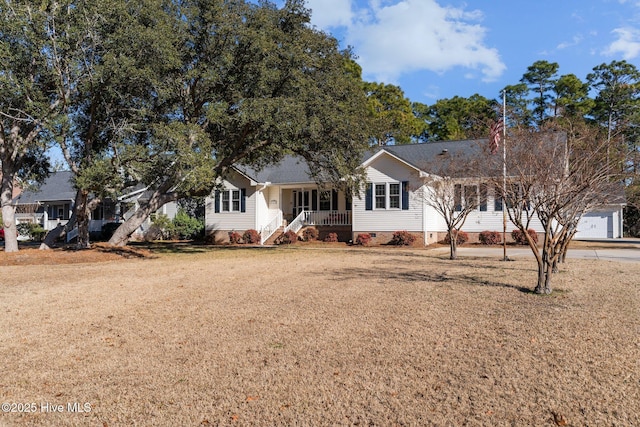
[91, 243, 156, 259]
[127, 241, 278, 255]
[332, 266, 531, 293]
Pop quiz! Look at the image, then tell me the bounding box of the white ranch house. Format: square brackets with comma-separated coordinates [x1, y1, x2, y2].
[205, 140, 625, 245]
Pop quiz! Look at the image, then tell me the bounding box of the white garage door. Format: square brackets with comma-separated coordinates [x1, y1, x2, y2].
[575, 212, 613, 239]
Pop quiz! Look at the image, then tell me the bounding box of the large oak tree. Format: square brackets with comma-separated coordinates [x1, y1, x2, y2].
[106, 0, 371, 245]
[1, 1, 58, 252]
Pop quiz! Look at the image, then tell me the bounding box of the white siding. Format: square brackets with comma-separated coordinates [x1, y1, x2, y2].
[423, 203, 446, 244]
[422, 180, 544, 234]
[157, 201, 178, 220]
[462, 210, 543, 233]
[353, 155, 423, 233]
[205, 172, 256, 232]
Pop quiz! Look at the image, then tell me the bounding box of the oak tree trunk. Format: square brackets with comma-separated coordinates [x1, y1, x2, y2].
[1, 161, 19, 253]
[75, 190, 88, 249]
[76, 195, 102, 249]
[40, 190, 82, 249]
[109, 189, 177, 247]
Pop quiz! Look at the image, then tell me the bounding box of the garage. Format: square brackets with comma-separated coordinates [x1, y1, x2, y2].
[575, 211, 614, 239]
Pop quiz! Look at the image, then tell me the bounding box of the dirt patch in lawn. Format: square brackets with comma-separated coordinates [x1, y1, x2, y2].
[0, 245, 638, 426]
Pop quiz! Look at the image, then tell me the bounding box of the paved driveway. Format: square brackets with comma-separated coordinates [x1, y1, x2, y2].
[431, 244, 640, 263]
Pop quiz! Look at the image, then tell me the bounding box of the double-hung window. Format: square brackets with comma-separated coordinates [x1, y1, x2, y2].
[454, 184, 479, 211]
[221, 191, 240, 212]
[319, 191, 331, 211]
[389, 183, 400, 209]
[464, 185, 478, 209]
[479, 183, 488, 212]
[494, 184, 503, 211]
[366, 182, 408, 210]
[231, 190, 240, 212]
[218, 189, 243, 212]
[375, 184, 386, 209]
[454, 184, 462, 211]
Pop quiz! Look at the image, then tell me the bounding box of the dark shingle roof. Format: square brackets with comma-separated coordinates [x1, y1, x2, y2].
[235, 156, 315, 184]
[235, 140, 488, 184]
[380, 139, 486, 170]
[13, 171, 76, 204]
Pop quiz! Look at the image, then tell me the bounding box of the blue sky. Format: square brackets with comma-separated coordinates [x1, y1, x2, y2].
[293, 0, 640, 105]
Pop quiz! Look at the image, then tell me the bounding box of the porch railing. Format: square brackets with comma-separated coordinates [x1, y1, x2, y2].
[45, 219, 68, 231]
[284, 210, 351, 234]
[260, 211, 283, 245]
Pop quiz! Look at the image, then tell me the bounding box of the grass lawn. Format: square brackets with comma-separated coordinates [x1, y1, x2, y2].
[0, 245, 638, 426]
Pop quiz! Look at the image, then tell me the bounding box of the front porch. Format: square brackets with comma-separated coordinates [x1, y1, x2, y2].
[259, 209, 352, 245]
[283, 209, 352, 241]
[257, 187, 352, 243]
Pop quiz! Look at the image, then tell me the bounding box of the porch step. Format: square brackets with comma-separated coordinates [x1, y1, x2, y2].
[263, 226, 285, 245]
[66, 227, 78, 243]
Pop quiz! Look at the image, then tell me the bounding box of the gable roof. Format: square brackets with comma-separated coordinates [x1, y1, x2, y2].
[380, 139, 486, 171]
[234, 139, 487, 185]
[13, 171, 76, 204]
[360, 148, 426, 175]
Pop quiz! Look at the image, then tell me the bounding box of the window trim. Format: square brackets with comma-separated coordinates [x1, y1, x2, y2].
[389, 183, 401, 209]
[455, 183, 481, 212]
[217, 188, 246, 213]
[374, 183, 387, 209]
[372, 182, 403, 210]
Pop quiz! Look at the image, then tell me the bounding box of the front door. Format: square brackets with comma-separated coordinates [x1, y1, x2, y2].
[293, 190, 311, 217]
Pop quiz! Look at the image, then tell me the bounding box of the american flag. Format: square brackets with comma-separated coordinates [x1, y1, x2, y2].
[489, 119, 504, 155]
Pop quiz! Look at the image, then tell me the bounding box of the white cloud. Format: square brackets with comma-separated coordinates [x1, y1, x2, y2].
[557, 35, 584, 50]
[307, 0, 506, 85]
[305, 0, 354, 29]
[604, 27, 640, 59]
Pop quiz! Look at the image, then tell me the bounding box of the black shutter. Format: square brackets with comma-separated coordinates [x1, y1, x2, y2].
[240, 188, 246, 213]
[214, 190, 220, 213]
[312, 190, 318, 211]
[402, 181, 409, 210]
[332, 190, 338, 211]
[365, 183, 373, 211]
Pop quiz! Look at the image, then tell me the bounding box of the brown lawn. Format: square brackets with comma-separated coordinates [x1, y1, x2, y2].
[0, 244, 638, 426]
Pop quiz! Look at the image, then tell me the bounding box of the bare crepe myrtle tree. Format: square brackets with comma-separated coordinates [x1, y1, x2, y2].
[497, 122, 623, 294]
[422, 145, 486, 260]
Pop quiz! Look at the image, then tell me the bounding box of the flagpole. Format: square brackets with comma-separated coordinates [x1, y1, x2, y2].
[502, 90, 508, 261]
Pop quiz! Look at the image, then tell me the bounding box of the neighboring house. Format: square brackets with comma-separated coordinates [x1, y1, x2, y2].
[12, 171, 179, 240]
[13, 171, 88, 232]
[205, 140, 625, 245]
